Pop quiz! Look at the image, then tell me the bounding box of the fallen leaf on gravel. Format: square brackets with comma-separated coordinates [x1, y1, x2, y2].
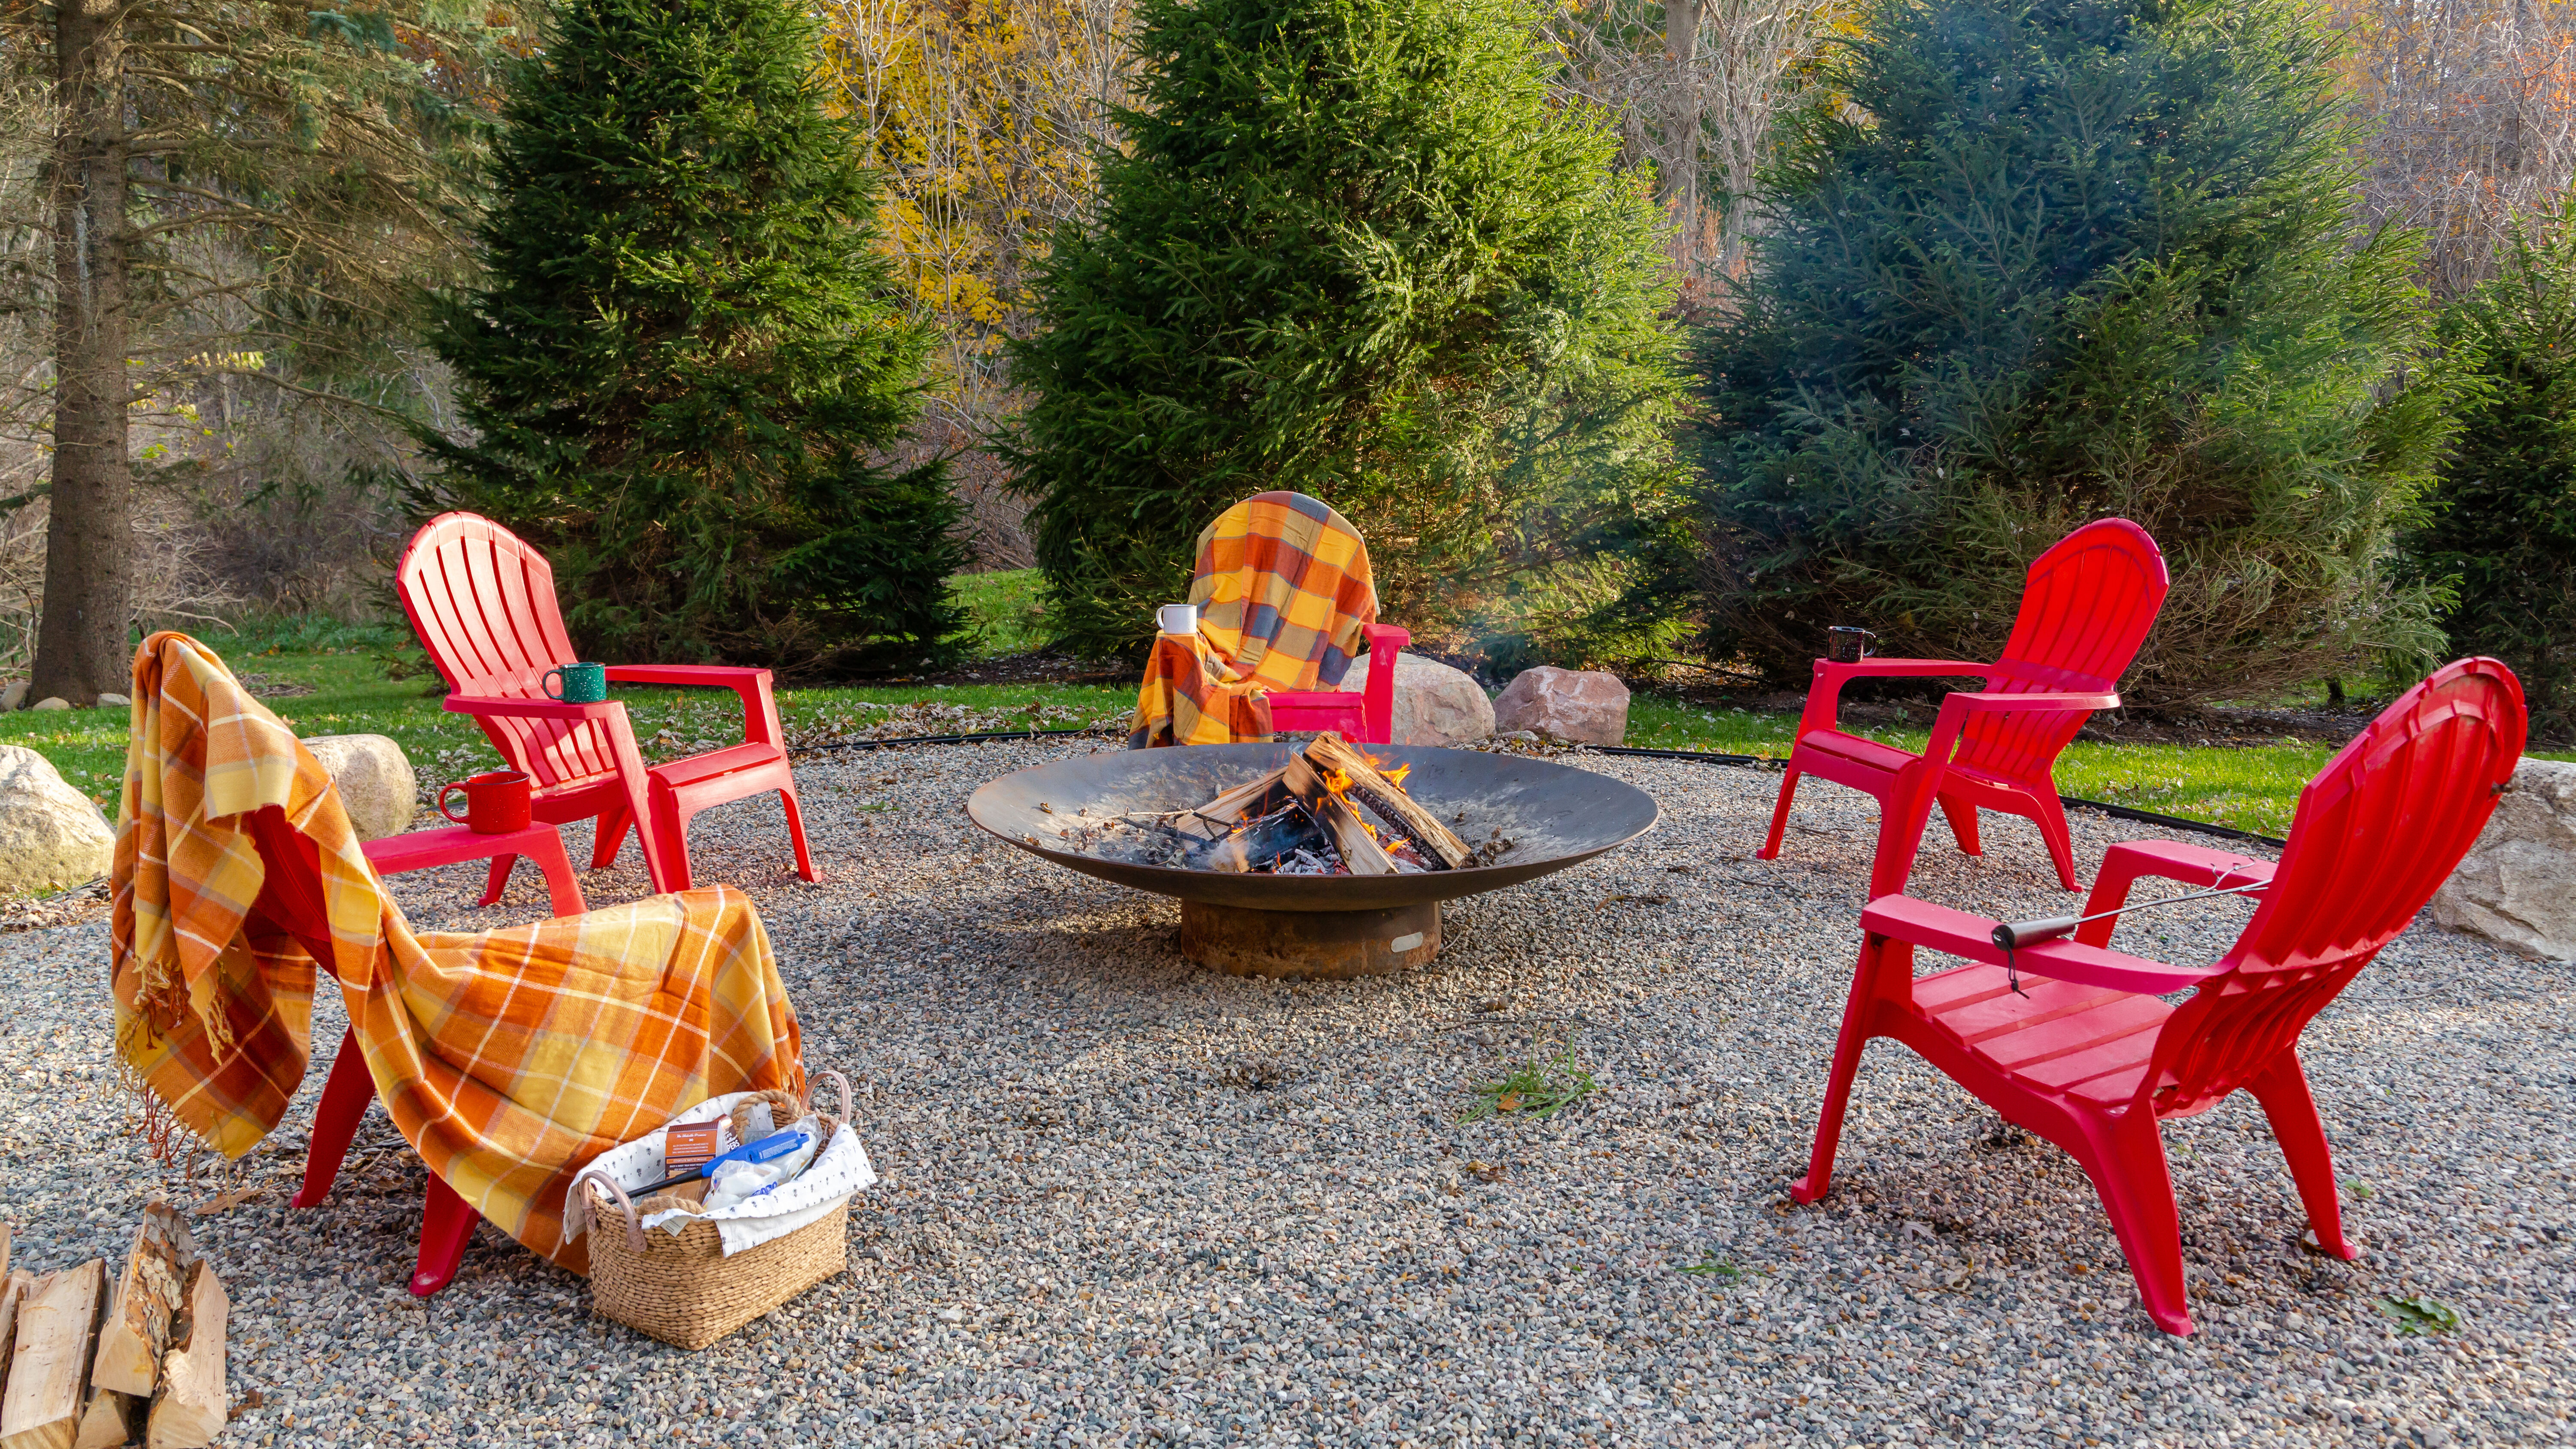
[193, 1185, 269, 1215]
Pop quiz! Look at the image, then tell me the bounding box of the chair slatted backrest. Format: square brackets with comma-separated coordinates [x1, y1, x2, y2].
[2143, 659, 2526, 1116]
[397, 513, 623, 790]
[1952, 519, 2171, 785]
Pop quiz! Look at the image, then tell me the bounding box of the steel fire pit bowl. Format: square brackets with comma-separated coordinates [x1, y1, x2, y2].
[966, 743, 1659, 978]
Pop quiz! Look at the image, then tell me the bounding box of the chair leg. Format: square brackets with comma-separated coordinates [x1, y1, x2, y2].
[409, 1173, 481, 1297]
[2028, 789, 2082, 891]
[590, 799, 633, 870]
[1792, 935, 1895, 1204]
[292, 1028, 375, 1209]
[1867, 769, 1941, 899]
[528, 829, 589, 917]
[2075, 848, 2152, 948]
[2075, 1112, 2195, 1336]
[475, 855, 516, 908]
[646, 784, 693, 893]
[1937, 793, 1983, 857]
[779, 784, 819, 883]
[1758, 768, 1801, 861]
[2247, 1053, 2360, 1260]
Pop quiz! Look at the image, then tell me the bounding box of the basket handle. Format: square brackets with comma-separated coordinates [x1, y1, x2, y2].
[806, 1069, 852, 1131]
[572, 1167, 648, 1255]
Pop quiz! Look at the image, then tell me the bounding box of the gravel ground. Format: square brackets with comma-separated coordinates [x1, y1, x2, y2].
[3, 738, 2570, 1446]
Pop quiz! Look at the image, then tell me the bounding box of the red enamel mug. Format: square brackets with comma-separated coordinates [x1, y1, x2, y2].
[437, 769, 532, 835]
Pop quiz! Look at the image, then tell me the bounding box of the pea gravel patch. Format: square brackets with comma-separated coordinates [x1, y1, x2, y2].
[3, 739, 2570, 1447]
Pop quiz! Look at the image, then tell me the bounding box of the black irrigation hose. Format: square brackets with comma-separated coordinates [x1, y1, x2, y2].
[792, 726, 1105, 753]
[790, 730, 2290, 851]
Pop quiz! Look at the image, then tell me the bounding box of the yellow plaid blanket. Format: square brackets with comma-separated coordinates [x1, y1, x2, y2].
[1128, 492, 1378, 748]
[111, 632, 802, 1274]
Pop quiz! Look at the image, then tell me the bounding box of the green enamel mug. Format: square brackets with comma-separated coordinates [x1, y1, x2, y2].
[543, 661, 608, 704]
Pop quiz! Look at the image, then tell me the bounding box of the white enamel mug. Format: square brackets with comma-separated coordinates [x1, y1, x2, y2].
[1157, 603, 1199, 636]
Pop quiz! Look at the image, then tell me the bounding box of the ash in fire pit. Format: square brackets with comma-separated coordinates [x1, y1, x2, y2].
[1060, 734, 1512, 876]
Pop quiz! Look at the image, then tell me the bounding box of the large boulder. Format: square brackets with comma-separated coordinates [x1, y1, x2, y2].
[302, 734, 418, 842]
[0, 745, 114, 896]
[1337, 652, 1494, 746]
[2431, 757, 2576, 961]
[1492, 666, 1630, 746]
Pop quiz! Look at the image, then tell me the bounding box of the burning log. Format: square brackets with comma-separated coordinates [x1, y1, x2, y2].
[1282, 746, 1400, 875]
[1302, 733, 1472, 869]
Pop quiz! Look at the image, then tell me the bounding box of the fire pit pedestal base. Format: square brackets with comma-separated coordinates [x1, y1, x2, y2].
[1179, 899, 1439, 980]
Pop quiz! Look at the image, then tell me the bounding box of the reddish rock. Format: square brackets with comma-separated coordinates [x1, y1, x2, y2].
[1492, 666, 1629, 746]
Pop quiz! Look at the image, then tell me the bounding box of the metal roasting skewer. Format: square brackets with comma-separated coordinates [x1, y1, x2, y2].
[1989, 877, 2272, 951]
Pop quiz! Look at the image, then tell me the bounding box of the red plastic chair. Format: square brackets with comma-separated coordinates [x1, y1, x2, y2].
[1758, 518, 2170, 896]
[1792, 658, 2526, 1335]
[397, 513, 817, 894]
[1262, 624, 1409, 745]
[241, 804, 482, 1296]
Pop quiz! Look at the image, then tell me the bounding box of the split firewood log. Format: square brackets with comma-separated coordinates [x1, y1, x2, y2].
[68, 1387, 137, 1449]
[1276, 749, 1397, 874]
[0, 1271, 30, 1417]
[90, 1204, 194, 1397]
[142, 1264, 224, 1449]
[0, 1259, 106, 1449]
[1300, 733, 1471, 869]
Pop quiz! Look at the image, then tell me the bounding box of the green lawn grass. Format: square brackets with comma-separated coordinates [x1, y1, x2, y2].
[14, 592, 2563, 839]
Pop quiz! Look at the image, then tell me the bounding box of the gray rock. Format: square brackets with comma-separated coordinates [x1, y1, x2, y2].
[30, 697, 68, 711]
[1337, 651, 1494, 746]
[302, 734, 418, 842]
[2431, 756, 2576, 960]
[0, 682, 24, 711]
[95, 692, 129, 708]
[0, 744, 113, 896]
[1492, 665, 1629, 745]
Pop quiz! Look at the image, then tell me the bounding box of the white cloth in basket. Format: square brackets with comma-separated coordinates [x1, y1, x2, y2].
[570, 1088, 877, 1257]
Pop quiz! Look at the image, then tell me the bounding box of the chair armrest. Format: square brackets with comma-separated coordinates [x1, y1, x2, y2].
[1354, 624, 1410, 744]
[1944, 690, 2121, 713]
[600, 665, 783, 748]
[603, 664, 772, 688]
[1862, 895, 2220, 996]
[445, 695, 630, 723]
[1800, 657, 1996, 737]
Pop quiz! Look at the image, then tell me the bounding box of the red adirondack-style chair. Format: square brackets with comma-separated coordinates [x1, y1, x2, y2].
[1759, 518, 2170, 897]
[1791, 657, 2526, 1335]
[397, 513, 817, 895]
[243, 803, 483, 1295]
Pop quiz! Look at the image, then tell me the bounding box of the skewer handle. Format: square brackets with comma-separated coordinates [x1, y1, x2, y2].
[1991, 915, 2080, 951]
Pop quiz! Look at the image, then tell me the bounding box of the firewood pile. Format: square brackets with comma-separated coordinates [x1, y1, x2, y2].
[1062, 733, 1515, 875]
[0, 1204, 228, 1449]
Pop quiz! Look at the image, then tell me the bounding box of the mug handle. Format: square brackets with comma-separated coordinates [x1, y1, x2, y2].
[542, 667, 566, 701]
[437, 782, 472, 824]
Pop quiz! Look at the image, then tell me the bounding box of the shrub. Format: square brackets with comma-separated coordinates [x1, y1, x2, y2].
[1693, 0, 2461, 702]
[2406, 210, 2576, 741]
[416, 0, 965, 675]
[1003, 0, 1691, 666]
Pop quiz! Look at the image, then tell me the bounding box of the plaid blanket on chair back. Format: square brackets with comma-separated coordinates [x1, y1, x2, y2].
[112, 632, 802, 1274]
[1128, 492, 1378, 747]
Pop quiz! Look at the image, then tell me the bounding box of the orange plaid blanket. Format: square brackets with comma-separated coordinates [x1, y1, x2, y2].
[111, 632, 802, 1275]
[1128, 492, 1377, 748]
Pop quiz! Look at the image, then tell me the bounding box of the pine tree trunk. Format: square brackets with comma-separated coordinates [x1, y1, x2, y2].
[33, 0, 131, 706]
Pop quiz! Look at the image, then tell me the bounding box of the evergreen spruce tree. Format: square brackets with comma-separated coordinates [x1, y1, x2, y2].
[419, 0, 963, 674]
[2406, 210, 2576, 741]
[1005, 0, 1688, 665]
[1694, 0, 2461, 701]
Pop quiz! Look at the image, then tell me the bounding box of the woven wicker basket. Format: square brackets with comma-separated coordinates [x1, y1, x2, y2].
[580, 1074, 852, 1350]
